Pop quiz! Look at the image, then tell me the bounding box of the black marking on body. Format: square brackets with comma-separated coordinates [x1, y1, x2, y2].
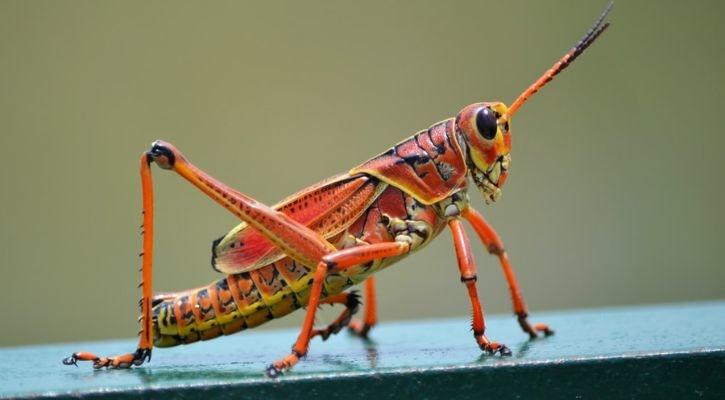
[397, 190, 411, 219]
[437, 163, 454, 181]
[157, 305, 168, 327]
[425, 125, 459, 181]
[414, 133, 438, 161]
[286, 260, 307, 276]
[210, 236, 223, 272]
[179, 296, 195, 322]
[270, 263, 290, 289]
[239, 272, 262, 302]
[427, 127, 447, 155]
[260, 265, 282, 286]
[197, 289, 215, 319]
[290, 291, 302, 308]
[168, 308, 177, 326]
[215, 278, 237, 310]
[246, 272, 278, 322]
[443, 120, 456, 150]
[394, 142, 435, 182]
[431, 160, 449, 182]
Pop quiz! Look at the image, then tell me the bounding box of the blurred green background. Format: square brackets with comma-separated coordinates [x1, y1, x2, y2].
[1, 1, 723, 347]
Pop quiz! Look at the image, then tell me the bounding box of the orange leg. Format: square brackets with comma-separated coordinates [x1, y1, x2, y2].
[267, 241, 410, 378]
[462, 207, 553, 339]
[449, 219, 510, 356]
[65, 140, 339, 370]
[63, 155, 155, 369]
[311, 291, 361, 341]
[348, 277, 377, 338]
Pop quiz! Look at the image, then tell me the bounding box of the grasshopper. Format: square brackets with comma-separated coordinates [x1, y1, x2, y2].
[64, 3, 612, 377]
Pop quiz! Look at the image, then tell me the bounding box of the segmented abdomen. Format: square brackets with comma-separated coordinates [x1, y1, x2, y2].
[153, 257, 312, 347]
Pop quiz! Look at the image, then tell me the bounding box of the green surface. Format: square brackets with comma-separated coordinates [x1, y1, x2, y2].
[1, 301, 723, 399]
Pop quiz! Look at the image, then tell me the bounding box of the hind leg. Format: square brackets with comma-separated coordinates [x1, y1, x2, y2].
[63, 348, 151, 369]
[63, 155, 156, 369]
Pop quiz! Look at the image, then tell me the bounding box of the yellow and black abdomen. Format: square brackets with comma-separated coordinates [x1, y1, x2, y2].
[152, 258, 317, 347]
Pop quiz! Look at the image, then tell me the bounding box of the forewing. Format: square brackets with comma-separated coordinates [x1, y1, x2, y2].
[211, 173, 386, 274]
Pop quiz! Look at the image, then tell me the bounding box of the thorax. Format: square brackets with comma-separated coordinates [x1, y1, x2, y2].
[323, 184, 470, 293]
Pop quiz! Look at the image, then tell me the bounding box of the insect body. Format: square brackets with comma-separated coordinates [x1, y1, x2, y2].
[64, 3, 613, 377]
[153, 120, 463, 348]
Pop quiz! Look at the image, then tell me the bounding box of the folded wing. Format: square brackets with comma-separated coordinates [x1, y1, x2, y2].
[211, 173, 386, 274]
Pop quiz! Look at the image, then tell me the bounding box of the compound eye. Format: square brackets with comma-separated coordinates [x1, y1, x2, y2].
[475, 107, 498, 140]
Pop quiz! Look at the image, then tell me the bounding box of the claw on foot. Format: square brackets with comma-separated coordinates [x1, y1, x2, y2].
[348, 319, 372, 338]
[312, 316, 350, 341]
[266, 352, 301, 378]
[62, 352, 98, 367]
[62, 355, 80, 367]
[62, 348, 151, 369]
[498, 345, 512, 356]
[533, 322, 554, 337]
[518, 313, 554, 339]
[266, 364, 282, 379]
[482, 342, 512, 356]
[311, 328, 332, 341]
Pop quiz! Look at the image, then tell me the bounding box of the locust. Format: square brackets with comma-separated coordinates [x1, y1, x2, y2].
[63, 3, 613, 377]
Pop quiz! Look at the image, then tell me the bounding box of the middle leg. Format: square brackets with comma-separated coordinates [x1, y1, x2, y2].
[311, 291, 361, 341]
[348, 277, 377, 338]
[267, 240, 410, 377]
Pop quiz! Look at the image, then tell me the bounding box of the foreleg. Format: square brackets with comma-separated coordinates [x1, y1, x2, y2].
[449, 219, 511, 356]
[462, 207, 553, 338]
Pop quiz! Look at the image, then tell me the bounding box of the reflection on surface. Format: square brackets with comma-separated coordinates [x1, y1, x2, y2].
[363, 338, 379, 369]
[134, 366, 267, 384]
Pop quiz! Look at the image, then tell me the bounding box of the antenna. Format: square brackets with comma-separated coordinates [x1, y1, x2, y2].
[505, 2, 613, 119]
